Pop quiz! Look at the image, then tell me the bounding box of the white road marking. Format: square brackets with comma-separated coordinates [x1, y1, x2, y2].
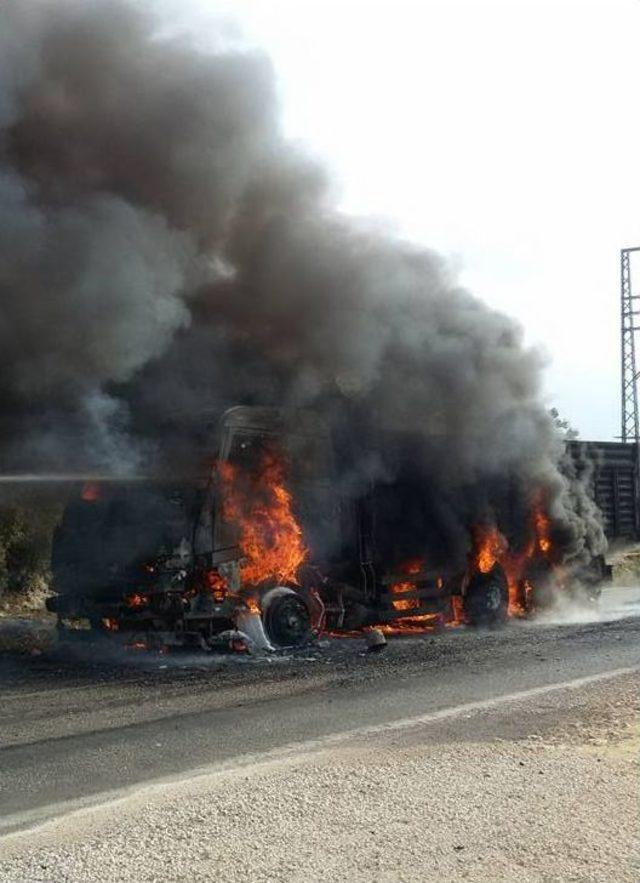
[1, 664, 637, 840]
[215, 665, 640, 763]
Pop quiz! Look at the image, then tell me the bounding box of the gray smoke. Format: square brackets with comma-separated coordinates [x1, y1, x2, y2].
[0, 0, 606, 566]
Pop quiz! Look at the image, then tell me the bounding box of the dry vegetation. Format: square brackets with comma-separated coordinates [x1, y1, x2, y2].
[0, 490, 64, 612]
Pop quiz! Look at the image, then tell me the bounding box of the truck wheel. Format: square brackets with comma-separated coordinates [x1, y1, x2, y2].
[464, 564, 509, 627]
[261, 587, 312, 648]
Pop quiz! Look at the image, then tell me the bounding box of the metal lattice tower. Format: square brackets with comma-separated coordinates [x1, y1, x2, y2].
[621, 247, 640, 442]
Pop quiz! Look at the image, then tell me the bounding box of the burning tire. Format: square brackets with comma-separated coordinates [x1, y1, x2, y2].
[261, 587, 312, 648]
[464, 563, 509, 627]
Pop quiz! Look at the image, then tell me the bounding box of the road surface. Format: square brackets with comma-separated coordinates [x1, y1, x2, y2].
[0, 588, 638, 880]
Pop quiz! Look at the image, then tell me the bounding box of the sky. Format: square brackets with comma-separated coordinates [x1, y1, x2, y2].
[165, 0, 640, 440]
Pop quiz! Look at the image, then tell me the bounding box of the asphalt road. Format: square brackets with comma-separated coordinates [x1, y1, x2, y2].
[0, 588, 638, 838]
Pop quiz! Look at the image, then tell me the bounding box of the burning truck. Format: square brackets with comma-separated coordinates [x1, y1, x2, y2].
[3, 1, 610, 654]
[46, 406, 608, 652]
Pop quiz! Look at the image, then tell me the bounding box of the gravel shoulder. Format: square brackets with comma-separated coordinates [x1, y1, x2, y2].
[0, 671, 638, 883]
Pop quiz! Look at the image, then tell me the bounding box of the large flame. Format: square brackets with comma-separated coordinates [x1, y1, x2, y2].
[218, 452, 308, 587]
[473, 525, 508, 574]
[471, 498, 556, 615]
[217, 451, 556, 632]
[472, 524, 524, 612]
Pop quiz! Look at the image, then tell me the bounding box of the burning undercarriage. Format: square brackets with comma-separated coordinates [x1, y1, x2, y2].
[46, 407, 608, 653]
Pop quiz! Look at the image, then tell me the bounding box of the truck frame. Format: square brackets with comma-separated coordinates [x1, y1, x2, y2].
[47, 406, 563, 651]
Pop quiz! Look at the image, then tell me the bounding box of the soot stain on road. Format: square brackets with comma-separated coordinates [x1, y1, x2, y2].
[0, 596, 638, 698]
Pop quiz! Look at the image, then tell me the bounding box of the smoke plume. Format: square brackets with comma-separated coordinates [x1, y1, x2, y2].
[0, 0, 605, 566]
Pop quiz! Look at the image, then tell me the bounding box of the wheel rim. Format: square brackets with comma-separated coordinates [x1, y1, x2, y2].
[264, 594, 311, 647]
[486, 585, 502, 611]
[464, 565, 508, 624]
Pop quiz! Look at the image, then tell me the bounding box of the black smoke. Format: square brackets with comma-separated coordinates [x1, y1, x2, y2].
[0, 0, 605, 567]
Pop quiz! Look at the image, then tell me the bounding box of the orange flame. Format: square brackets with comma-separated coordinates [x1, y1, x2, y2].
[534, 507, 552, 555]
[390, 582, 418, 612]
[390, 559, 424, 612]
[391, 559, 424, 610]
[124, 640, 148, 651]
[124, 592, 148, 609]
[470, 499, 556, 616]
[378, 614, 441, 635]
[473, 525, 531, 614]
[205, 569, 228, 603]
[81, 482, 101, 502]
[448, 595, 465, 627]
[384, 559, 448, 633]
[218, 452, 308, 587]
[244, 594, 261, 614]
[474, 525, 508, 574]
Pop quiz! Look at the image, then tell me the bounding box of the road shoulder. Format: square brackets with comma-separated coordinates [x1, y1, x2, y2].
[0, 671, 638, 883]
